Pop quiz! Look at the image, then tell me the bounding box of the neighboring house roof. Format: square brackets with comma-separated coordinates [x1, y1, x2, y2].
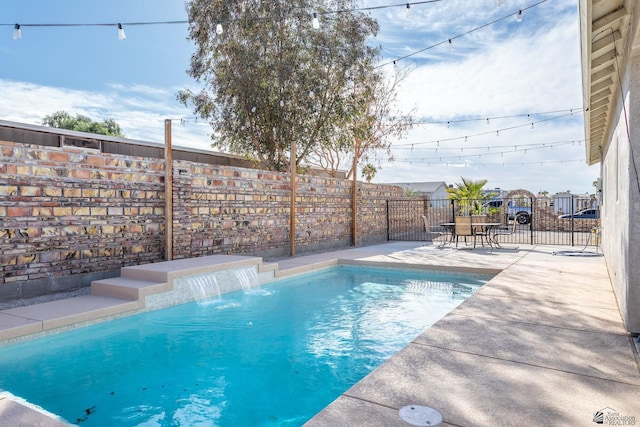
[579, 0, 634, 165]
[387, 181, 448, 194]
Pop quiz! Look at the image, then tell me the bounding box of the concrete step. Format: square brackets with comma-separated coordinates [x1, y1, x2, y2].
[0, 295, 141, 340]
[91, 277, 169, 301]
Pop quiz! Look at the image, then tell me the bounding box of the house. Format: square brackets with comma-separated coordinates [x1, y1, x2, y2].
[389, 181, 449, 200]
[551, 192, 596, 215]
[579, 0, 639, 333]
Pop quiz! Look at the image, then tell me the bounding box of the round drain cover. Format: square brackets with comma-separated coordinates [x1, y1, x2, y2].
[399, 405, 443, 426]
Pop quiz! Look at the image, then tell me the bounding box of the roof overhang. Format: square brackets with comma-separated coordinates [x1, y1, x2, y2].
[579, 0, 632, 165]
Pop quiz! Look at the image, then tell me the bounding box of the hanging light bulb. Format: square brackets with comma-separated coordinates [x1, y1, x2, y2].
[448, 39, 453, 51]
[531, 122, 534, 129]
[117, 23, 126, 40]
[251, 106, 257, 113]
[312, 13, 320, 29]
[279, 100, 284, 107]
[516, 10, 523, 22]
[13, 24, 21, 40]
[486, 118, 490, 125]
[406, 3, 411, 18]
[216, 20, 224, 35]
[308, 90, 315, 99]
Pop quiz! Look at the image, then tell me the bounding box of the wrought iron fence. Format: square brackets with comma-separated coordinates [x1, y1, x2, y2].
[387, 195, 600, 247]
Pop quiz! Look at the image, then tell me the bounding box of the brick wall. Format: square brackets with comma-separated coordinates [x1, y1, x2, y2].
[0, 141, 166, 300]
[0, 140, 403, 301]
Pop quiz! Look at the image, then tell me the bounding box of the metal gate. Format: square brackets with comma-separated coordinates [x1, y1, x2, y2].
[387, 196, 600, 247]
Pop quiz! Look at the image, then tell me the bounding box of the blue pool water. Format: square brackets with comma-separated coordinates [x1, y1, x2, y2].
[0, 266, 488, 426]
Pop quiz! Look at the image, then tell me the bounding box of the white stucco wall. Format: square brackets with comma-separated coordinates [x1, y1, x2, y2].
[600, 11, 640, 333]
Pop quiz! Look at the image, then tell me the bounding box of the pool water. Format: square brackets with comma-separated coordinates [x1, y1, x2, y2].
[0, 266, 488, 426]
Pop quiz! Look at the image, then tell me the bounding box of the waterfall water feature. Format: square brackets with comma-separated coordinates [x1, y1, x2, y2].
[177, 265, 263, 303]
[183, 274, 222, 301]
[233, 266, 260, 291]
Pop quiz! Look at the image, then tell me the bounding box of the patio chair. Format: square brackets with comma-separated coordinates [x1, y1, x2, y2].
[471, 215, 490, 248]
[454, 216, 473, 247]
[492, 215, 520, 247]
[424, 215, 452, 247]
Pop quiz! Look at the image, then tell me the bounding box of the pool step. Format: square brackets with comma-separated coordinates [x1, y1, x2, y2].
[1, 255, 280, 343]
[0, 295, 140, 341]
[91, 277, 170, 301]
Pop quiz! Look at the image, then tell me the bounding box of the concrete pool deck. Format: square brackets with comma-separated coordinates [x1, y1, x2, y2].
[1, 242, 639, 426]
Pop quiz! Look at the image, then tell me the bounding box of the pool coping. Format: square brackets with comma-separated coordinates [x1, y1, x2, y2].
[1, 242, 639, 426]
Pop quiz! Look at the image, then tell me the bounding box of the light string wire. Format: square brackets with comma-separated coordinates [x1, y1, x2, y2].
[376, 0, 548, 68]
[372, 157, 584, 166]
[389, 142, 581, 161]
[413, 107, 582, 125]
[395, 110, 583, 147]
[0, 1, 443, 29]
[396, 139, 585, 152]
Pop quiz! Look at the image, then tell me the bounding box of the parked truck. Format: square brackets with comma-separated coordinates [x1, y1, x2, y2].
[484, 199, 532, 224]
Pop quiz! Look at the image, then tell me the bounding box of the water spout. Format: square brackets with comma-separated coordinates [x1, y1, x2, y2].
[233, 267, 260, 292]
[179, 273, 222, 302]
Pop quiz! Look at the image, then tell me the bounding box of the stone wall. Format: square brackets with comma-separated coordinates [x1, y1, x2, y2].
[0, 140, 403, 302]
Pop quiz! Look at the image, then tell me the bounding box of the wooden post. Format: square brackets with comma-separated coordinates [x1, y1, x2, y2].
[352, 140, 359, 247]
[164, 119, 173, 261]
[290, 139, 297, 257]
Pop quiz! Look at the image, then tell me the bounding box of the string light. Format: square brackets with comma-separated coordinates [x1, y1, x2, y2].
[312, 13, 320, 29]
[406, 3, 412, 17]
[516, 10, 523, 22]
[413, 108, 582, 125]
[117, 23, 126, 40]
[13, 24, 21, 40]
[373, 157, 584, 166]
[376, 0, 548, 68]
[393, 140, 585, 152]
[448, 39, 453, 50]
[216, 20, 224, 35]
[396, 111, 581, 147]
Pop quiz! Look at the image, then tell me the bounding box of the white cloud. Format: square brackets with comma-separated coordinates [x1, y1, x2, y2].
[0, 78, 213, 150]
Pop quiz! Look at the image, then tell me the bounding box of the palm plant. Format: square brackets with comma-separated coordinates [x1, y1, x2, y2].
[446, 177, 495, 215]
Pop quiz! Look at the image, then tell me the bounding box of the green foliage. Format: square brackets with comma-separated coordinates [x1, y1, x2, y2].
[447, 177, 496, 215]
[403, 187, 421, 198]
[306, 66, 413, 178]
[361, 163, 377, 182]
[179, 0, 381, 172]
[42, 111, 124, 137]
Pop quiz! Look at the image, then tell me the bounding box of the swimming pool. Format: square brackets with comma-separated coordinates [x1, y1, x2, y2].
[0, 265, 489, 426]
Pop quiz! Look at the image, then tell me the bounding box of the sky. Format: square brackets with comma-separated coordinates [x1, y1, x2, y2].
[0, 0, 597, 195]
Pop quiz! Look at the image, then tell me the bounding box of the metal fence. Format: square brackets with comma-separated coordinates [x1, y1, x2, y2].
[387, 196, 600, 247]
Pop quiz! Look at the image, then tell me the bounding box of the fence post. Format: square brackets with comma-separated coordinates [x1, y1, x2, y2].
[570, 195, 575, 246]
[529, 197, 534, 245]
[386, 200, 390, 241]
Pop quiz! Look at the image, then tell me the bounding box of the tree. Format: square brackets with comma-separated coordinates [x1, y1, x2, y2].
[178, 0, 380, 172]
[447, 177, 496, 215]
[403, 187, 421, 198]
[306, 67, 413, 179]
[361, 163, 377, 182]
[42, 111, 124, 137]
